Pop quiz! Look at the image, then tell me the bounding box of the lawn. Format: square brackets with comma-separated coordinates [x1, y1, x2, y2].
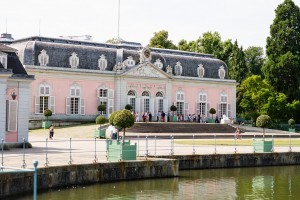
[175, 139, 300, 146]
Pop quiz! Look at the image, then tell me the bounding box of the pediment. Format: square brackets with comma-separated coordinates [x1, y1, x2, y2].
[122, 62, 172, 79]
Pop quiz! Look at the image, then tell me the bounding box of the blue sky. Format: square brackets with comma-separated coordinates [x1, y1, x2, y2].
[1, 0, 300, 49]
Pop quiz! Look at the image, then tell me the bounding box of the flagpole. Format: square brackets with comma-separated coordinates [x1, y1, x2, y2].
[117, 0, 120, 41]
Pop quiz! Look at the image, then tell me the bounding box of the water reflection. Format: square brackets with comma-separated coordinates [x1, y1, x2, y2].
[16, 166, 300, 200]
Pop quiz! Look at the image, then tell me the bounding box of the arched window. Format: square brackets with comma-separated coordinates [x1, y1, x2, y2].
[156, 91, 164, 112]
[126, 56, 135, 67]
[218, 93, 229, 117]
[154, 59, 163, 69]
[35, 83, 54, 114]
[98, 55, 107, 71]
[127, 90, 136, 112]
[98, 88, 108, 114]
[197, 92, 207, 115]
[66, 85, 85, 115]
[142, 91, 150, 113]
[176, 91, 185, 115]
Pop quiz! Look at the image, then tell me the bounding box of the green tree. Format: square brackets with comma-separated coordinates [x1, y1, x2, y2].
[244, 46, 264, 76]
[209, 108, 216, 119]
[113, 109, 135, 143]
[44, 109, 52, 121]
[228, 41, 248, 83]
[256, 114, 272, 138]
[96, 115, 106, 131]
[97, 104, 106, 115]
[149, 30, 177, 49]
[263, 0, 300, 101]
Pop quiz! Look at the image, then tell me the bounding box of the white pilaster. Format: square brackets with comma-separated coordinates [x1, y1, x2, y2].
[17, 81, 32, 142]
[0, 79, 7, 140]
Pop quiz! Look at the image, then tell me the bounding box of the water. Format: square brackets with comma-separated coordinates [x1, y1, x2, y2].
[16, 166, 300, 200]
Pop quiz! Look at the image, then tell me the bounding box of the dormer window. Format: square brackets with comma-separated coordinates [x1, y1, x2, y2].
[38, 49, 49, 66]
[126, 56, 135, 67]
[0, 52, 7, 69]
[154, 59, 163, 69]
[69, 52, 79, 69]
[174, 61, 182, 76]
[197, 64, 205, 78]
[218, 65, 226, 79]
[98, 54, 107, 71]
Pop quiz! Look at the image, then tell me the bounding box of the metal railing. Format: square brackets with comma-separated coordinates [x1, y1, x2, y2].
[0, 160, 38, 200]
[0, 135, 299, 168]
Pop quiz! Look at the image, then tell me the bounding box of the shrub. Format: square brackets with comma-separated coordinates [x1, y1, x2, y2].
[97, 104, 106, 113]
[96, 115, 106, 130]
[256, 114, 272, 138]
[170, 105, 177, 112]
[125, 104, 133, 110]
[113, 109, 135, 142]
[288, 118, 295, 128]
[209, 108, 216, 119]
[44, 109, 52, 121]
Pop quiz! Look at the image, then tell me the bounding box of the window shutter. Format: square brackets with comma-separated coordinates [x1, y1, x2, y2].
[228, 104, 231, 118]
[184, 102, 189, 116]
[163, 98, 168, 112]
[108, 89, 114, 99]
[136, 97, 141, 114]
[50, 96, 55, 114]
[206, 103, 210, 116]
[80, 98, 85, 115]
[218, 103, 221, 117]
[7, 100, 18, 132]
[108, 99, 114, 114]
[150, 99, 154, 115]
[35, 96, 40, 114]
[66, 97, 71, 115]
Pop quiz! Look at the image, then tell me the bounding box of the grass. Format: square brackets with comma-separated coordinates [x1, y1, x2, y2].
[175, 139, 300, 146]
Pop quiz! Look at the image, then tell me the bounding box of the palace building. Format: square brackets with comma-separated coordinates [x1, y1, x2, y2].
[6, 36, 237, 127]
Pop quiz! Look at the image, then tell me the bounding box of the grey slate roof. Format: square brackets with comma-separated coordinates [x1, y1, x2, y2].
[9, 36, 229, 79]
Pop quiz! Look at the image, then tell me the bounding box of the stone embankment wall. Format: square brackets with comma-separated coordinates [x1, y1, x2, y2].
[1, 152, 300, 198]
[0, 159, 178, 198]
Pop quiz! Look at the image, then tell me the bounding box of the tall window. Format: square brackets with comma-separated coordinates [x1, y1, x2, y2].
[35, 84, 55, 114]
[66, 86, 85, 115]
[99, 88, 108, 114]
[176, 91, 184, 115]
[197, 93, 207, 115]
[156, 92, 164, 112]
[174, 62, 182, 76]
[128, 90, 136, 112]
[219, 94, 228, 117]
[142, 91, 150, 113]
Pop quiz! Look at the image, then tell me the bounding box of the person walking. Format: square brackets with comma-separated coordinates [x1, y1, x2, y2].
[49, 124, 55, 140]
[235, 127, 241, 139]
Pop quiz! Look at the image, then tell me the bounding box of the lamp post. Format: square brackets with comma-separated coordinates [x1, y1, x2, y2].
[11, 91, 17, 100]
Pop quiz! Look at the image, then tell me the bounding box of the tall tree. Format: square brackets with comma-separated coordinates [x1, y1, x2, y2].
[148, 30, 177, 49]
[228, 41, 248, 83]
[263, 0, 300, 101]
[244, 46, 264, 77]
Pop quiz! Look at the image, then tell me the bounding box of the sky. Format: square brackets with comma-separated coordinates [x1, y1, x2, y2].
[1, 0, 300, 49]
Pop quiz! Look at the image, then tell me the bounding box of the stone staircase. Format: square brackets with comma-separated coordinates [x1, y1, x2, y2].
[127, 122, 236, 134]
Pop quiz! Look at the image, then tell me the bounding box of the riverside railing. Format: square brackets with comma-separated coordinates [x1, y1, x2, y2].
[0, 160, 38, 200]
[1, 135, 300, 168]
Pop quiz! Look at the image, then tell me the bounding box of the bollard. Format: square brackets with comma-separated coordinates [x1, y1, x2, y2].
[154, 136, 157, 157]
[214, 135, 217, 154]
[234, 135, 237, 154]
[44, 138, 49, 166]
[68, 138, 73, 165]
[170, 135, 174, 156]
[93, 137, 98, 163]
[289, 135, 292, 152]
[253, 137, 256, 153]
[192, 134, 196, 155]
[272, 135, 274, 152]
[145, 136, 149, 158]
[33, 160, 38, 200]
[1, 139, 4, 169]
[137, 135, 140, 157]
[21, 138, 27, 168]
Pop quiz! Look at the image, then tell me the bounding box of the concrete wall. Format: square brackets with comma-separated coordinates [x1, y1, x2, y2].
[0, 159, 178, 198]
[159, 152, 300, 170]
